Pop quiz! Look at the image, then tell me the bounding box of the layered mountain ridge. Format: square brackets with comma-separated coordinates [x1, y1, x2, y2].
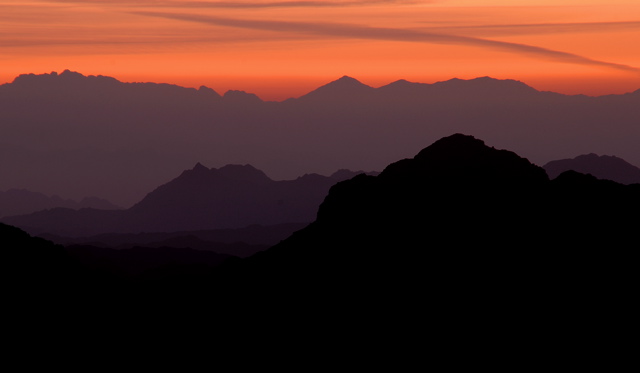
[3, 134, 638, 335]
[544, 153, 640, 184]
[220, 134, 640, 297]
[0, 189, 119, 218]
[1, 70, 638, 206]
[1, 163, 376, 237]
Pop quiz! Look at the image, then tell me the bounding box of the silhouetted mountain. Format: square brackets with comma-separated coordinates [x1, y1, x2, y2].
[1, 163, 372, 236]
[125, 163, 371, 232]
[41, 222, 303, 247]
[222, 90, 264, 105]
[330, 168, 380, 180]
[1, 223, 72, 297]
[1, 70, 639, 206]
[131, 236, 267, 257]
[5, 135, 638, 346]
[7, 69, 222, 101]
[0, 188, 119, 218]
[296, 75, 376, 103]
[214, 134, 639, 303]
[40, 223, 306, 258]
[377, 76, 538, 101]
[64, 244, 232, 282]
[543, 153, 640, 184]
[207, 134, 637, 353]
[1, 221, 236, 307]
[432, 76, 539, 96]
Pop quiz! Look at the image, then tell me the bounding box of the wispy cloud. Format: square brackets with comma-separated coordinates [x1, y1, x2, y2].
[45, 0, 428, 9]
[424, 21, 640, 37]
[131, 11, 640, 74]
[0, 32, 312, 50]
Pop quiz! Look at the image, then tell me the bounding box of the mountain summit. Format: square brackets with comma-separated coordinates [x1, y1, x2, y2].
[297, 75, 375, 102]
[5, 69, 221, 100]
[230, 133, 639, 292]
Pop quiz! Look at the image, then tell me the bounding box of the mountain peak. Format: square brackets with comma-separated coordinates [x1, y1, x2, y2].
[298, 75, 374, 101]
[176, 162, 211, 180]
[222, 90, 263, 104]
[433, 76, 537, 95]
[59, 69, 85, 79]
[325, 75, 371, 89]
[192, 162, 209, 172]
[10, 70, 122, 90]
[387, 79, 412, 86]
[378, 79, 418, 89]
[573, 153, 627, 163]
[414, 133, 489, 161]
[335, 75, 362, 84]
[197, 85, 222, 99]
[380, 133, 549, 186]
[578, 153, 599, 158]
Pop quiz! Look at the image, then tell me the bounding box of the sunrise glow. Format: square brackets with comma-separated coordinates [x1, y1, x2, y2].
[2, 0, 640, 100]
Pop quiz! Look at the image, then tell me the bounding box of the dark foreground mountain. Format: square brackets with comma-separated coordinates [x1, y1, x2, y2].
[40, 222, 306, 258]
[205, 134, 638, 355]
[2, 222, 238, 294]
[544, 153, 640, 184]
[7, 134, 638, 297]
[5, 134, 637, 359]
[218, 134, 639, 293]
[1, 165, 373, 236]
[0, 188, 119, 218]
[2, 222, 70, 291]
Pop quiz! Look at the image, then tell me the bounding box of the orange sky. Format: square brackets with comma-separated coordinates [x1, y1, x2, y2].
[1, 0, 639, 100]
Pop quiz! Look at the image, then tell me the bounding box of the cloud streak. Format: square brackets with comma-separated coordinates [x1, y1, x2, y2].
[424, 21, 640, 37]
[46, 0, 427, 9]
[132, 11, 640, 74]
[0, 32, 313, 50]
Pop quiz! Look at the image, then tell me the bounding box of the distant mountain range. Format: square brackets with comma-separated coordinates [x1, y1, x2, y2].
[1, 163, 376, 236]
[0, 189, 119, 218]
[544, 153, 640, 184]
[1, 70, 638, 206]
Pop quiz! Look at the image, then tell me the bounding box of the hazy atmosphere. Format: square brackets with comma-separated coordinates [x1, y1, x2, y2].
[3, 0, 639, 342]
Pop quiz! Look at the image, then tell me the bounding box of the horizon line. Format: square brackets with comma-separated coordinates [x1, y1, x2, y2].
[3, 69, 639, 101]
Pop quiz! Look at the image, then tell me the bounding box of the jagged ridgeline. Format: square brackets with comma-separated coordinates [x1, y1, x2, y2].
[1, 164, 373, 236]
[5, 134, 637, 302]
[3, 133, 638, 361]
[1, 71, 638, 207]
[544, 153, 640, 184]
[224, 134, 640, 291]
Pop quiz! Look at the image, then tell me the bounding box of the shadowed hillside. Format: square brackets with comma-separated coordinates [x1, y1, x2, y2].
[40, 222, 306, 258]
[215, 134, 639, 303]
[0, 189, 119, 218]
[2, 222, 69, 280]
[4, 134, 637, 354]
[1, 164, 373, 236]
[7, 134, 637, 294]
